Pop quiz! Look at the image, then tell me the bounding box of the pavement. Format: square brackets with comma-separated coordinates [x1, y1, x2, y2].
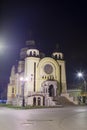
[0, 106, 87, 130]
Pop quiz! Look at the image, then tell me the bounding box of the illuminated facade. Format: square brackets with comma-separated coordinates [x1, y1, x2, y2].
[7, 40, 68, 106]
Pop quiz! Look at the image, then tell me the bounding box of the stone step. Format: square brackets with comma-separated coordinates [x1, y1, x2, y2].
[53, 96, 76, 106]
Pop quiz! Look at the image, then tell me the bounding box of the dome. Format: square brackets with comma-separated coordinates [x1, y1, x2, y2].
[26, 40, 37, 49]
[20, 40, 40, 58]
[51, 43, 64, 60]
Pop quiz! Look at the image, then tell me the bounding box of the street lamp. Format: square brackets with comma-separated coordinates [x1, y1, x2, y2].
[20, 77, 28, 107]
[77, 72, 86, 92]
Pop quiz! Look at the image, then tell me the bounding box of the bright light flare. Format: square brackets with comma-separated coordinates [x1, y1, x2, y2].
[20, 77, 28, 81]
[77, 72, 83, 78]
[20, 77, 24, 81]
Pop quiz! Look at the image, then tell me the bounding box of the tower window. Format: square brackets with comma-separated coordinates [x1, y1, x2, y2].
[59, 54, 61, 59]
[55, 54, 57, 59]
[33, 51, 36, 56]
[30, 51, 32, 56]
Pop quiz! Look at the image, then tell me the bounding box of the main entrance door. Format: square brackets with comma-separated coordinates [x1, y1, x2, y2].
[49, 85, 54, 97]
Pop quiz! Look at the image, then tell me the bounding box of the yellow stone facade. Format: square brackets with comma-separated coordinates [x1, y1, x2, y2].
[7, 40, 67, 106]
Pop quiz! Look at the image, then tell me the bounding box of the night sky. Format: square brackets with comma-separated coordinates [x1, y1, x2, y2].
[0, 1, 87, 87]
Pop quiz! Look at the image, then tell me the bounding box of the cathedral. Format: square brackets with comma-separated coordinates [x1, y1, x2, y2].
[7, 40, 70, 106]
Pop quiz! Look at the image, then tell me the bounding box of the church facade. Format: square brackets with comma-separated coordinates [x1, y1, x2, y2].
[7, 40, 67, 106]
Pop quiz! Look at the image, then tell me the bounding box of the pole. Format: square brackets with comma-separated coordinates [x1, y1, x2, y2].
[84, 80, 86, 92]
[20, 77, 28, 107]
[22, 82, 25, 107]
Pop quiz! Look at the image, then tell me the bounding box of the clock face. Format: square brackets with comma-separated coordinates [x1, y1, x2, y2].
[44, 64, 53, 74]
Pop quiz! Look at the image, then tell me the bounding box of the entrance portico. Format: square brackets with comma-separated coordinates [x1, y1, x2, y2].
[41, 80, 58, 97]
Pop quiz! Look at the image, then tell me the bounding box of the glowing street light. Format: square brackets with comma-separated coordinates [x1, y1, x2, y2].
[77, 72, 86, 92]
[77, 72, 83, 78]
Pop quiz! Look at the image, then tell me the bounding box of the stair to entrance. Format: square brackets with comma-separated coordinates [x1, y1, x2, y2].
[53, 96, 76, 106]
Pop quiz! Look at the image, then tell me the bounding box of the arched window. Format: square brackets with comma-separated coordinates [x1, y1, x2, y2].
[30, 51, 32, 56]
[59, 54, 61, 59]
[33, 51, 36, 56]
[55, 54, 57, 59]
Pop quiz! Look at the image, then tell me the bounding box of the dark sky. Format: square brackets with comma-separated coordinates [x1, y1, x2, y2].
[0, 1, 87, 86]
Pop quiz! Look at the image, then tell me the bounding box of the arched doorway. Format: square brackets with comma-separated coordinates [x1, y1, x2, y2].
[49, 85, 54, 97]
[41, 81, 57, 97]
[38, 97, 41, 106]
[33, 97, 36, 106]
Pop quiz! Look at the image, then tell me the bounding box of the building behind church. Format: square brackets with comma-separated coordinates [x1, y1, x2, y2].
[7, 40, 78, 106]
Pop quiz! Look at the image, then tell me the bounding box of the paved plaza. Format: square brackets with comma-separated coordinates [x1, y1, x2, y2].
[0, 106, 87, 130]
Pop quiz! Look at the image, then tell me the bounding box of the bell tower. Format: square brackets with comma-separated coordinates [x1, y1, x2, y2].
[52, 44, 67, 94]
[24, 40, 40, 96]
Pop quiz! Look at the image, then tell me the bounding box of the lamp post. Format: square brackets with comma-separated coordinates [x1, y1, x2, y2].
[20, 77, 28, 107]
[77, 72, 86, 92]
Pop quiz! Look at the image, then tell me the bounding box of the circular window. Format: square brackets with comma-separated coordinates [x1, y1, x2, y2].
[44, 64, 53, 74]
